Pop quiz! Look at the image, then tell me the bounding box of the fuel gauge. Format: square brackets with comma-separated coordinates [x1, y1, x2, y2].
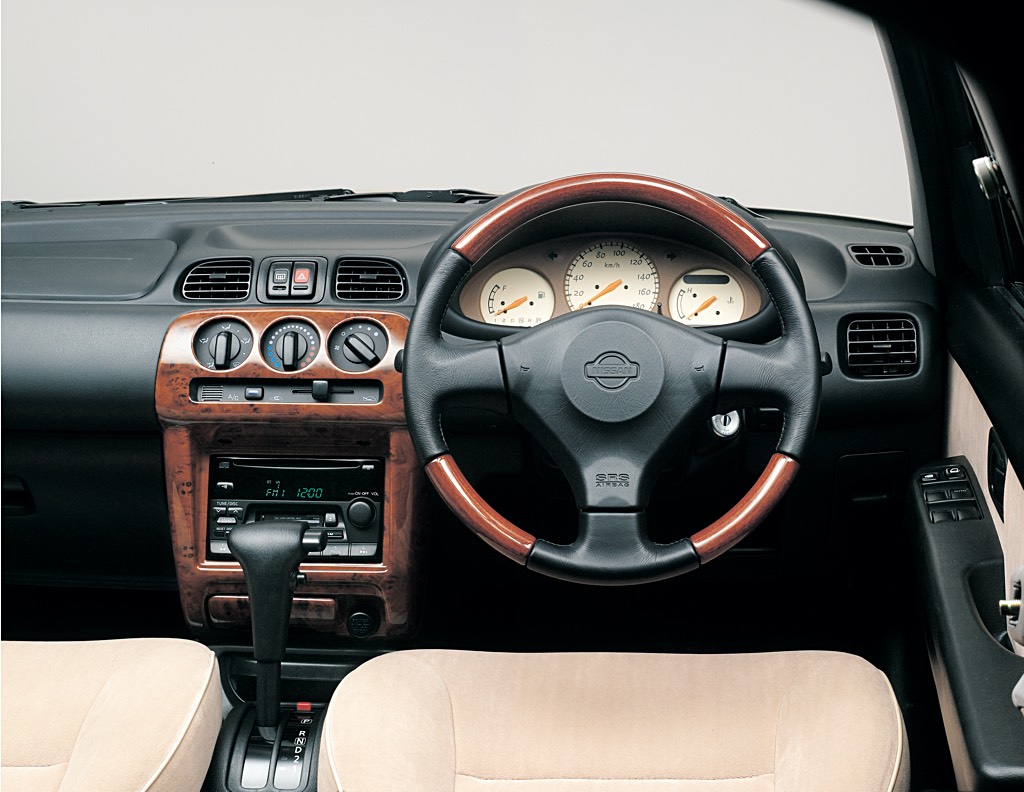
[669, 268, 745, 326]
[480, 267, 554, 327]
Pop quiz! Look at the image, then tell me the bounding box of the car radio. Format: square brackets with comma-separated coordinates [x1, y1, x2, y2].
[207, 456, 384, 562]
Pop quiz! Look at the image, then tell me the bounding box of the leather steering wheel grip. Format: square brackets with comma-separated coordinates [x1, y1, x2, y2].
[407, 173, 819, 582]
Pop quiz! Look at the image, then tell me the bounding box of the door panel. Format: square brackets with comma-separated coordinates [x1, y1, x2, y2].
[946, 357, 1024, 655]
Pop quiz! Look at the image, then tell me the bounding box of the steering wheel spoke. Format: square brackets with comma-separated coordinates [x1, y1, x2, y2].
[717, 249, 820, 460]
[529, 511, 699, 585]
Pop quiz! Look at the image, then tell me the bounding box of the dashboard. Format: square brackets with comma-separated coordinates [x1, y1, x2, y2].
[458, 234, 764, 328]
[1, 196, 944, 641]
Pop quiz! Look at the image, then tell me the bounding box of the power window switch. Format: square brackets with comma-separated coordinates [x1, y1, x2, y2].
[924, 489, 948, 503]
[955, 506, 982, 521]
[919, 471, 941, 484]
[945, 465, 967, 480]
[930, 509, 956, 523]
[949, 486, 974, 500]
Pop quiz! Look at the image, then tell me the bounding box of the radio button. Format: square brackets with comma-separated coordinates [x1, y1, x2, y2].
[322, 544, 349, 558]
[209, 539, 230, 555]
[350, 543, 377, 558]
[324, 512, 339, 528]
[216, 516, 237, 526]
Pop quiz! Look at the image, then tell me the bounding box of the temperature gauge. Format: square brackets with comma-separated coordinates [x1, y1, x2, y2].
[480, 267, 554, 327]
[669, 268, 745, 326]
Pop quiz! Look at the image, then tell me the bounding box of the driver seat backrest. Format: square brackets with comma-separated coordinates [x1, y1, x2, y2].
[319, 649, 908, 792]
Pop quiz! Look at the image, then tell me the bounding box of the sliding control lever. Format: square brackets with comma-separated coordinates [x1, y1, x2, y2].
[228, 520, 326, 742]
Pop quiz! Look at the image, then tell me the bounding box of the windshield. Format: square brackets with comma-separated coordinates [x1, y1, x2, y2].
[0, 0, 911, 224]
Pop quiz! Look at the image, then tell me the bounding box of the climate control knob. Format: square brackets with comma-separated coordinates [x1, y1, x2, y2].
[192, 319, 253, 370]
[263, 321, 319, 371]
[328, 321, 388, 372]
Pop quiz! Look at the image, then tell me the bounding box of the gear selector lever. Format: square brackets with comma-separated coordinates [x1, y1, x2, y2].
[228, 520, 326, 742]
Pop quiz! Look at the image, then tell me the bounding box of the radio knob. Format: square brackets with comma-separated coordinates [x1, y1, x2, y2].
[347, 498, 376, 528]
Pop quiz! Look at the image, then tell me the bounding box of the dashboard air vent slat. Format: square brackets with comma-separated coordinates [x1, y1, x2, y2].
[846, 317, 918, 378]
[182, 260, 252, 300]
[335, 259, 407, 301]
[849, 245, 907, 267]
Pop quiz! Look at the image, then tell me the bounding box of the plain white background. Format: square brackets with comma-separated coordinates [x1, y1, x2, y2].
[1, 0, 912, 223]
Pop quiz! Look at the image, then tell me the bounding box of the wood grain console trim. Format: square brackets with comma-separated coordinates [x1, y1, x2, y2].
[691, 453, 799, 562]
[452, 173, 771, 264]
[162, 421, 426, 639]
[156, 308, 408, 424]
[425, 454, 536, 564]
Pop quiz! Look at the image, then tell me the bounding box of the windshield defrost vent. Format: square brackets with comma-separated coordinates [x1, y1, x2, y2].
[846, 317, 918, 378]
[849, 245, 907, 267]
[182, 260, 252, 300]
[335, 259, 407, 301]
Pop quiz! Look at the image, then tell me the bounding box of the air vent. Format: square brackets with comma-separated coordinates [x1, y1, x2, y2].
[181, 260, 252, 300]
[335, 259, 407, 301]
[846, 317, 918, 378]
[849, 245, 907, 267]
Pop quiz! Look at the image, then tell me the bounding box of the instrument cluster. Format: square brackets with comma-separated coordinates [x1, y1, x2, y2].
[458, 234, 763, 329]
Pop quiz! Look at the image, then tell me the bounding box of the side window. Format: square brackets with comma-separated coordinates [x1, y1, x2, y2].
[960, 72, 1024, 300]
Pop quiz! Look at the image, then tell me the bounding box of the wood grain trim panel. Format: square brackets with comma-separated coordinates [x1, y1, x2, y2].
[452, 173, 771, 264]
[690, 453, 799, 562]
[208, 595, 337, 628]
[425, 454, 536, 563]
[156, 309, 408, 424]
[163, 423, 426, 638]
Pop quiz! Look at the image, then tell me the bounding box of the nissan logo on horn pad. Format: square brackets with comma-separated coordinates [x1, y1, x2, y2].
[585, 352, 640, 390]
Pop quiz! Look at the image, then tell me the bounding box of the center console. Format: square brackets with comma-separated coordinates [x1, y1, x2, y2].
[156, 308, 426, 640]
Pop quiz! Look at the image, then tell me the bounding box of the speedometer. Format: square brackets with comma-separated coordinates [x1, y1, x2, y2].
[564, 241, 659, 312]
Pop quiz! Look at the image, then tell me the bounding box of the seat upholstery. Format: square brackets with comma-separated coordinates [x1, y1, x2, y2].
[320, 649, 908, 792]
[1, 638, 223, 792]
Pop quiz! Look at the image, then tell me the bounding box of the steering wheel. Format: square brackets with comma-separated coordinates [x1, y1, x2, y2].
[404, 173, 820, 585]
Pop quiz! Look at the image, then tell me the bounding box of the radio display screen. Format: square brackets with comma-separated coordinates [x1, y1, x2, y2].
[212, 456, 384, 502]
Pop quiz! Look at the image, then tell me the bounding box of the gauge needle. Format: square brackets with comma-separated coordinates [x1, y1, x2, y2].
[687, 295, 718, 319]
[494, 296, 528, 316]
[578, 279, 623, 308]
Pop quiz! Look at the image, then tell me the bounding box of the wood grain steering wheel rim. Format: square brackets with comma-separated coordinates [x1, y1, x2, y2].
[406, 173, 819, 584]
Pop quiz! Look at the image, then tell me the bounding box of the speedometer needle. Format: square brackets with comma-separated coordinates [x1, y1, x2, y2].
[687, 295, 717, 319]
[578, 279, 623, 308]
[494, 296, 528, 316]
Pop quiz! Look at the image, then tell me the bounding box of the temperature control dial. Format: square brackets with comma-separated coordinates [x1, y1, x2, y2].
[263, 320, 320, 371]
[193, 319, 254, 370]
[328, 321, 389, 372]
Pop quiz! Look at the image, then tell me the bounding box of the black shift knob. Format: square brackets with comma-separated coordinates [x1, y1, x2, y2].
[227, 520, 325, 663]
[228, 520, 325, 742]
